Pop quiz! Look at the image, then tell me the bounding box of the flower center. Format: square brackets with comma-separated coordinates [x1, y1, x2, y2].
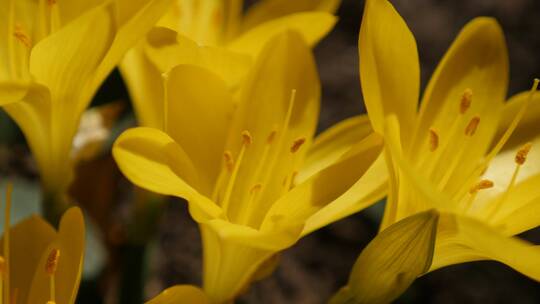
[212, 90, 307, 226]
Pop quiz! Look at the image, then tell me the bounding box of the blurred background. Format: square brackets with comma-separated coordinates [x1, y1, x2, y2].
[0, 0, 539, 303]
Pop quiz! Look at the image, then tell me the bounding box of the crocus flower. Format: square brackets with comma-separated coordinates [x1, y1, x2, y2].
[120, 0, 341, 129]
[0, 184, 85, 304]
[113, 31, 386, 303]
[0, 0, 172, 223]
[334, 0, 540, 302]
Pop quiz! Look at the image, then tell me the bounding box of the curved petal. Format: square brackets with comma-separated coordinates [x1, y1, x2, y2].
[93, 0, 173, 97]
[223, 31, 320, 224]
[358, 0, 419, 142]
[0, 81, 32, 105]
[227, 12, 336, 57]
[297, 114, 373, 183]
[330, 210, 438, 304]
[0, 215, 56, 304]
[119, 45, 164, 129]
[410, 18, 509, 188]
[242, 0, 341, 31]
[144, 29, 252, 89]
[164, 64, 235, 196]
[146, 285, 208, 304]
[113, 127, 222, 220]
[432, 212, 540, 282]
[27, 207, 85, 304]
[200, 223, 293, 303]
[262, 132, 383, 234]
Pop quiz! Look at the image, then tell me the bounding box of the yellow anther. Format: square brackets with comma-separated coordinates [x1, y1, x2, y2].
[428, 128, 439, 152]
[460, 88, 473, 114]
[266, 130, 277, 144]
[515, 142, 532, 165]
[250, 183, 262, 194]
[464, 116, 480, 136]
[223, 151, 234, 172]
[469, 179, 494, 194]
[47, 0, 56, 5]
[290, 138, 306, 153]
[241, 130, 252, 146]
[45, 248, 60, 276]
[13, 24, 31, 48]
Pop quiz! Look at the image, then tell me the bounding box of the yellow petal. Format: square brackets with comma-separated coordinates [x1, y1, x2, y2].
[57, 0, 103, 25]
[164, 64, 235, 196]
[358, 0, 419, 141]
[475, 137, 540, 235]
[242, 0, 341, 31]
[93, 0, 173, 92]
[262, 132, 384, 234]
[330, 210, 439, 304]
[227, 12, 336, 57]
[28, 207, 85, 304]
[143, 28, 252, 90]
[112, 127, 223, 220]
[199, 222, 299, 303]
[432, 212, 540, 282]
[0, 81, 31, 105]
[0, 216, 56, 304]
[120, 45, 164, 129]
[494, 91, 540, 150]
[410, 18, 509, 190]
[146, 285, 208, 304]
[30, 2, 114, 111]
[297, 114, 373, 183]
[223, 31, 320, 224]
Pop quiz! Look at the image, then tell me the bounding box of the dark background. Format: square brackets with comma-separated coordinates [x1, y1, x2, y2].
[1, 0, 539, 303]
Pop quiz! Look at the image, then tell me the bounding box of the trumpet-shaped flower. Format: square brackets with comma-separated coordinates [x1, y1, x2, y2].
[336, 0, 540, 301]
[113, 31, 386, 303]
[120, 0, 341, 129]
[0, 0, 172, 222]
[0, 184, 85, 304]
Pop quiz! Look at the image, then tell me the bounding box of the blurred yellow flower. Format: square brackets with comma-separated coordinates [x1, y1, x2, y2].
[120, 0, 341, 129]
[114, 31, 386, 303]
[0, 184, 85, 304]
[0, 0, 172, 222]
[336, 0, 540, 301]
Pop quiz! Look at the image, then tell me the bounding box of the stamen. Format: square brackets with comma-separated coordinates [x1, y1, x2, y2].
[428, 128, 439, 152]
[290, 138, 306, 153]
[487, 147, 529, 220]
[223, 151, 234, 172]
[221, 131, 251, 211]
[7, 0, 16, 78]
[46, 248, 60, 302]
[250, 183, 262, 194]
[13, 24, 31, 48]
[515, 142, 532, 165]
[460, 88, 473, 114]
[48, 0, 60, 33]
[464, 116, 480, 136]
[469, 179, 494, 194]
[241, 130, 252, 145]
[267, 130, 277, 144]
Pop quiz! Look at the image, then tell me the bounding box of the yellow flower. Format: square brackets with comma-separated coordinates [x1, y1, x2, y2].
[0, 184, 85, 304]
[0, 0, 172, 219]
[113, 31, 386, 303]
[120, 0, 341, 129]
[336, 0, 540, 301]
[146, 285, 208, 304]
